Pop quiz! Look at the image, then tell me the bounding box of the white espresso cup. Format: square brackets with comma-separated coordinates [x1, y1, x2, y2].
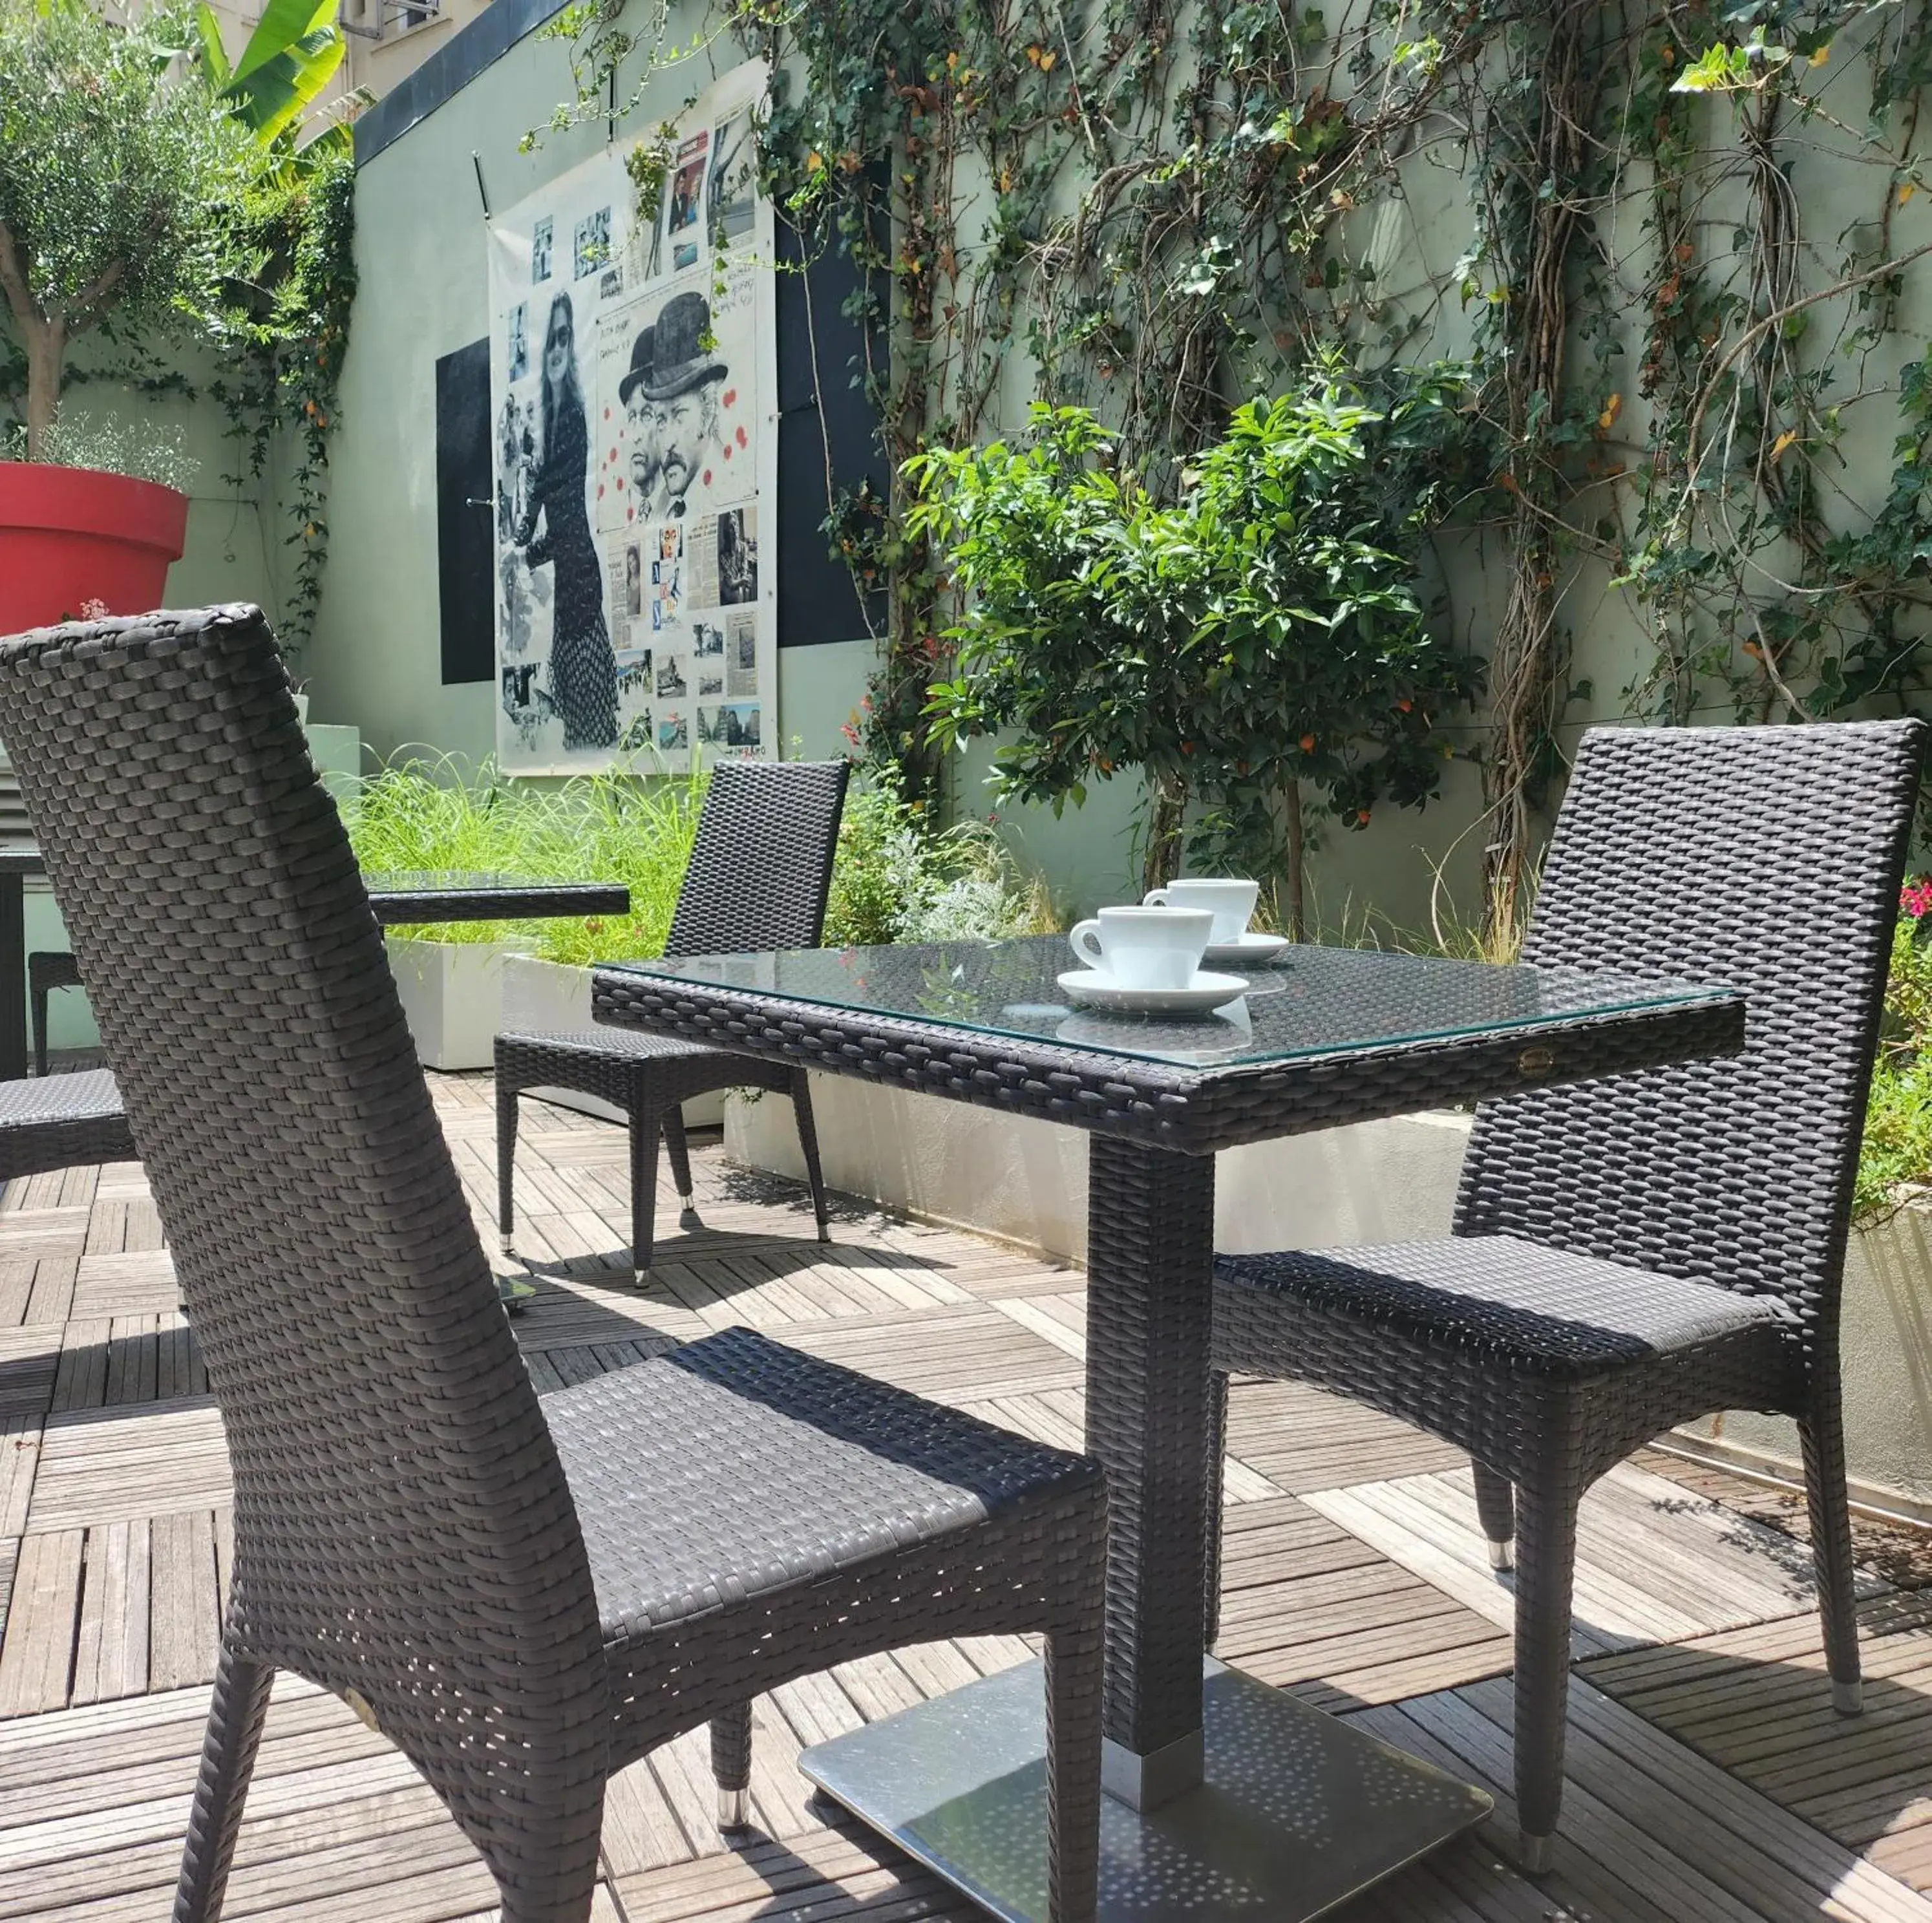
[1143, 877, 1260, 944]
[1068, 905, 1214, 990]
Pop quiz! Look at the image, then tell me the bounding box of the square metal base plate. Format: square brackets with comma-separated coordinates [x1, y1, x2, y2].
[799, 1658, 1492, 1922]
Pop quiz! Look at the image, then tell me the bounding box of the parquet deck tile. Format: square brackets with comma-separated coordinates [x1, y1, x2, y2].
[1, 1069, 1930, 1920]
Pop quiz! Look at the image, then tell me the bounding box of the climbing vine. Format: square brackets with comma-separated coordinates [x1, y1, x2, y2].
[552, 0, 1932, 927]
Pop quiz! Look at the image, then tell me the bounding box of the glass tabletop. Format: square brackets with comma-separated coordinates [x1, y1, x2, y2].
[364, 870, 602, 895]
[611, 935, 1733, 1069]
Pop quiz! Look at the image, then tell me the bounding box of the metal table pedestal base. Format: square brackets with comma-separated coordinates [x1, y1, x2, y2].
[799, 1658, 1492, 1923]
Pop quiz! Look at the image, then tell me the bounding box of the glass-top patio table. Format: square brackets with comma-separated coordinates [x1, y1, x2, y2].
[592, 934, 1745, 1923]
[0, 849, 629, 1079]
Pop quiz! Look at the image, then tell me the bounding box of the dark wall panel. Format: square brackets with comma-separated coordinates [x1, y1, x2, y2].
[434, 339, 495, 685]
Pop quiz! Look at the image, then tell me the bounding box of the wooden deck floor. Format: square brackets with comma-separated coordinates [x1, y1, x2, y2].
[4, 1071, 1932, 1920]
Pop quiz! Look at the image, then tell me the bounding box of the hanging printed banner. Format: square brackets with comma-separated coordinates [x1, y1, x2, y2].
[487, 61, 774, 772]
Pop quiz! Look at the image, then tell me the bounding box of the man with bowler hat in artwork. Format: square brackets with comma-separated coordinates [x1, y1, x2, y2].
[618, 323, 661, 515]
[645, 290, 728, 519]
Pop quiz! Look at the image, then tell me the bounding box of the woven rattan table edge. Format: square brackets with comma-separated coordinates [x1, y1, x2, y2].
[590, 967, 1746, 1156]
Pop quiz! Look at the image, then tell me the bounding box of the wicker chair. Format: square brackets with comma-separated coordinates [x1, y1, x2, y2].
[0, 606, 1105, 1923]
[496, 759, 847, 1281]
[0, 1067, 134, 1180]
[1207, 720, 1926, 1874]
[30, 948, 82, 1076]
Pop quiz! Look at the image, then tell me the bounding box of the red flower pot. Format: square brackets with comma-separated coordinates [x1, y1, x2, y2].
[0, 462, 189, 633]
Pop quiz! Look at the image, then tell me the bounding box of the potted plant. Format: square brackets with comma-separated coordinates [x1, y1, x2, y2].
[0, 0, 275, 628]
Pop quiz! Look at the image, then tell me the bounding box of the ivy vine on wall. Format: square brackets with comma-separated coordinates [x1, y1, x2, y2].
[556, 0, 1932, 930]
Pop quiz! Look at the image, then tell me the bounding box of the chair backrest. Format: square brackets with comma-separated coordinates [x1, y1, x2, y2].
[1456, 720, 1926, 1366]
[0, 606, 607, 1847]
[664, 758, 849, 956]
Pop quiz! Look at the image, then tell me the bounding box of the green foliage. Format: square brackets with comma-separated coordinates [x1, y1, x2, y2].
[823, 763, 1056, 948]
[196, 0, 348, 146]
[1860, 908, 1932, 1221]
[0, 409, 198, 489]
[344, 754, 1055, 964]
[913, 370, 1480, 911]
[0, 0, 263, 452]
[341, 755, 708, 964]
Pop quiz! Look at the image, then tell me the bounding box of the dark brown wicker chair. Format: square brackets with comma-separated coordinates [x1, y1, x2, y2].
[30, 947, 82, 1076]
[0, 1067, 134, 1180]
[496, 758, 848, 1280]
[1207, 719, 1926, 1875]
[0, 606, 1105, 1923]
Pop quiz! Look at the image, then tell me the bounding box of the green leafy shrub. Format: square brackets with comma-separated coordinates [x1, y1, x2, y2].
[341, 754, 705, 964]
[912, 365, 1482, 928]
[1860, 886, 1932, 1222]
[823, 764, 1057, 948]
[343, 753, 1056, 964]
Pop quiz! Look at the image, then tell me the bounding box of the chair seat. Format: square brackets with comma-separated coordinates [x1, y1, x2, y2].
[499, 1027, 723, 1067]
[28, 951, 81, 990]
[0, 1065, 123, 1126]
[546, 1324, 1100, 1642]
[1215, 1233, 1787, 1382]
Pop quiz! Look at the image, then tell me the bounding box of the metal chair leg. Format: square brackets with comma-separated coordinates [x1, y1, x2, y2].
[30, 979, 50, 1078]
[711, 1702, 754, 1831]
[1045, 1617, 1104, 1923]
[1474, 1459, 1516, 1571]
[790, 1069, 831, 1244]
[1511, 1472, 1580, 1874]
[1204, 1370, 1230, 1650]
[1801, 1383, 1864, 1714]
[173, 1646, 274, 1923]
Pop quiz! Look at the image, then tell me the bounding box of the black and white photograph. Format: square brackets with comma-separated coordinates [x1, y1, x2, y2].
[502, 661, 540, 712]
[489, 60, 772, 775]
[506, 302, 529, 383]
[572, 206, 611, 280]
[708, 111, 756, 243]
[717, 506, 756, 604]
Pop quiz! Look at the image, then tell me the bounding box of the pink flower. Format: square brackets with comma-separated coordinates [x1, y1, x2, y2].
[1902, 880, 1932, 920]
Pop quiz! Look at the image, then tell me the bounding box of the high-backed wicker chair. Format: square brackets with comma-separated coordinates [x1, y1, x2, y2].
[1207, 720, 1925, 1873]
[0, 606, 1105, 1923]
[30, 947, 83, 1076]
[496, 759, 847, 1280]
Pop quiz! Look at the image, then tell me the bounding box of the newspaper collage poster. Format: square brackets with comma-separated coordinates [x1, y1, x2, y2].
[487, 63, 775, 772]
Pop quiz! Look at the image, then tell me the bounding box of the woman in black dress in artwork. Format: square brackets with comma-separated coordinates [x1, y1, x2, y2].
[515, 291, 619, 750]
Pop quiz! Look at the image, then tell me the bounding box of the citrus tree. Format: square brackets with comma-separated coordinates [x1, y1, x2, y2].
[914, 371, 1481, 927]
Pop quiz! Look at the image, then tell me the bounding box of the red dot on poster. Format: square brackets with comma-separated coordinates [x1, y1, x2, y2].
[616, 476, 624, 489]
[604, 407, 610, 419]
[628, 507, 635, 522]
[736, 425, 748, 448]
[723, 388, 738, 407]
[597, 483, 605, 499]
[703, 469, 712, 486]
[722, 445, 732, 461]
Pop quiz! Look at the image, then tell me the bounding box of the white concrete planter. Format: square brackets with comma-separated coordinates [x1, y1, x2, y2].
[727, 1081, 1932, 1517]
[385, 935, 515, 1071]
[497, 953, 725, 1128]
[725, 1076, 1468, 1262]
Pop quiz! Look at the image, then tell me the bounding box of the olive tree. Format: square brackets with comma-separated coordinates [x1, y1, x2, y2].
[0, 0, 262, 458]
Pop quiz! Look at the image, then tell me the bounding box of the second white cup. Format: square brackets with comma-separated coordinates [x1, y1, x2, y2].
[1068, 905, 1214, 990]
[1143, 877, 1260, 944]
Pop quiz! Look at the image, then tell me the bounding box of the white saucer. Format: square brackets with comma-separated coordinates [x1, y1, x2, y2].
[1203, 931, 1292, 966]
[1057, 968, 1249, 1014]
